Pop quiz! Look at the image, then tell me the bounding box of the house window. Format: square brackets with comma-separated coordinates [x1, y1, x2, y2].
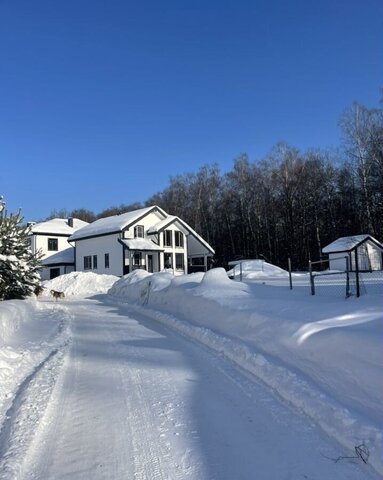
[164, 252, 172, 269]
[105, 253, 110, 268]
[133, 252, 142, 266]
[50, 268, 60, 279]
[93, 255, 98, 269]
[175, 253, 184, 271]
[84, 256, 92, 270]
[175, 231, 184, 248]
[48, 238, 58, 251]
[134, 225, 144, 238]
[190, 256, 204, 266]
[164, 230, 172, 247]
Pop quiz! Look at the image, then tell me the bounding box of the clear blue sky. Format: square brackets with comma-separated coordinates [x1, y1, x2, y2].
[1, 0, 382, 221]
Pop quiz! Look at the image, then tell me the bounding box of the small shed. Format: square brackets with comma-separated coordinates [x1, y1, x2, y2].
[322, 235, 383, 271]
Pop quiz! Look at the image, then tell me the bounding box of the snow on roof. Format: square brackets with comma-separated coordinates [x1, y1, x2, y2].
[69, 206, 166, 241]
[41, 247, 74, 265]
[30, 218, 88, 235]
[322, 235, 383, 253]
[119, 239, 164, 251]
[147, 216, 178, 234]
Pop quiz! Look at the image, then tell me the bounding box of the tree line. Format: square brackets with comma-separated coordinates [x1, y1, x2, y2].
[49, 98, 383, 270]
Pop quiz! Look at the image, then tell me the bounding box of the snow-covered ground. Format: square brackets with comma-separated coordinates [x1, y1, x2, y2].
[0, 267, 382, 478]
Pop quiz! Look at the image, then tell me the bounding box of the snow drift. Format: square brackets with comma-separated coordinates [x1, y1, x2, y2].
[109, 268, 383, 475]
[41, 271, 118, 297]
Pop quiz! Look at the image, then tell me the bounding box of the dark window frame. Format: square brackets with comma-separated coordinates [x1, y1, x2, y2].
[93, 255, 98, 269]
[48, 238, 58, 251]
[134, 225, 144, 238]
[105, 253, 110, 268]
[164, 230, 173, 247]
[133, 252, 142, 266]
[84, 256, 92, 270]
[175, 231, 184, 248]
[164, 252, 172, 268]
[175, 253, 184, 271]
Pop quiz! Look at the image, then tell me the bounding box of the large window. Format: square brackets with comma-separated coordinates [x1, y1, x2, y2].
[175, 231, 184, 248]
[105, 253, 110, 268]
[164, 230, 172, 247]
[84, 256, 92, 270]
[48, 238, 58, 251]
[164, 252, 172, 268]
[134, 225, 144, 238]
[175, 253, 184, 271]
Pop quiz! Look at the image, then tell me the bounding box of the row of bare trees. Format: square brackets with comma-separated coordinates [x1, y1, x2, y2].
[147, 100, 382, 269]
[50, 99, 383, 270]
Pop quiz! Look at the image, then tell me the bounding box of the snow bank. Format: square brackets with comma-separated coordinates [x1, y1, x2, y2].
[42, 271, 118, 297]
[0, 298, 71, 467]
[228, 259, 289, 279]
[0, 300, 30, 343]
[108, 268, 383, 475]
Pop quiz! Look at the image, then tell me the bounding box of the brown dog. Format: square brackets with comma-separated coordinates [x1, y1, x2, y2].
[50, 289, 65, 301]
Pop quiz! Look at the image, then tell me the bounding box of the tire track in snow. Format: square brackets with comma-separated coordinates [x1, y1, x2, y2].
[0, 306, 71, 480]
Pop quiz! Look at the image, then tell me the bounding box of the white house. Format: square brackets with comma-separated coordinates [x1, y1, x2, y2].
[322, 234, 383, 271]
[28, 217, 89, 280]
[68, 205, 215, 277]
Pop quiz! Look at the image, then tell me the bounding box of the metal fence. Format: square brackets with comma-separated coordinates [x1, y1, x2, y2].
[309, 256, 383, 298]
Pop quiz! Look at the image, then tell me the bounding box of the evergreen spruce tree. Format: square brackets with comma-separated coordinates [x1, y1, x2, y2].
[0, 196, 42, 300]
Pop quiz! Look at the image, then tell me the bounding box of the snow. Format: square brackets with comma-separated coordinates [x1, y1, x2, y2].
[41, 271, 118, 297]
[119, 238, 163, 251]
[68, 206, 160, 241]
[0, 266, 382, 478]
[322, 234, 383, 253]
[30, 218, 88, 235]
[41, 247, 74, 265]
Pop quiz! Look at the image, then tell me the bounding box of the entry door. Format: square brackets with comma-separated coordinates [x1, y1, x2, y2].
[148, 255, 153, 273]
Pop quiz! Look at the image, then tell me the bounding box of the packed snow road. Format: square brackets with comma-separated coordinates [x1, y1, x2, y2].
[0, 297, 378, 479]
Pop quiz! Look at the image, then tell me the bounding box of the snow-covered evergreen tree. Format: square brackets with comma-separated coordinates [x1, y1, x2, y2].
[0, 196, 42, 300]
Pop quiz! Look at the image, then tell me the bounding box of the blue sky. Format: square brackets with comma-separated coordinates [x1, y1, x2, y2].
[1, 0, 382, 221]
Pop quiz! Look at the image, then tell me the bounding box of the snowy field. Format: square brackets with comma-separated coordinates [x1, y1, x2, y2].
[0, 267, 382, 479]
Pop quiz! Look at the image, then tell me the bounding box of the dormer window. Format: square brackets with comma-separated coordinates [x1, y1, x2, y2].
[134, 225, 144, 238]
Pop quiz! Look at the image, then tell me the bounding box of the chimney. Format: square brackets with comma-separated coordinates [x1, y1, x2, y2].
[68, 217, 74, 228]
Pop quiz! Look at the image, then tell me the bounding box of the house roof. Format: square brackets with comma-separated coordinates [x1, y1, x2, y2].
[322, 235, 383, 253]
[68, 206, 166, 241]
[30, 218, 88, 235]
[68, 205, 215, 255]
[41, 247, 75, 265]
[148, 215, 215, 254]
[147, 216, 178, 234]
[119, 239, 164, 251]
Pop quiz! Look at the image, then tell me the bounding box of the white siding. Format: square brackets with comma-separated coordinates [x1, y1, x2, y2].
[75, 234, 123, 277]
[34, 234, 71, 259]
[328, 240, 383, 271]
[122, 211, 165, 239]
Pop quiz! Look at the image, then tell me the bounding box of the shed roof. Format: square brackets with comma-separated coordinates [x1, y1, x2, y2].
[322, 235, 383, 253]
[119, 239, 164, 251]
[41, 247, 75, 265]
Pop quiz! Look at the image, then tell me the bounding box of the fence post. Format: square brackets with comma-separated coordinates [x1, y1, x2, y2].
[288, 257, 293, 290]
[345, 256, 350, 298]
[355, 249, 360, 297]
[309, 260, 315, 295]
